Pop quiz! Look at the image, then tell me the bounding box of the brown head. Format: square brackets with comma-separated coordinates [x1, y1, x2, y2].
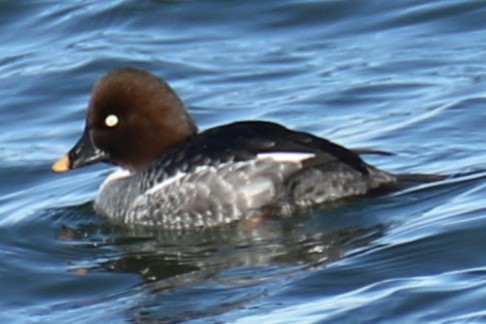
[52, 68, 197, 172]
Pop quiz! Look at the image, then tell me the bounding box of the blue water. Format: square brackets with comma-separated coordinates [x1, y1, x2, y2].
[1, 1, 485, 322]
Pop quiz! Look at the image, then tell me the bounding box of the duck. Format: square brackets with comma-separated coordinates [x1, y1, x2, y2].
[52, 67, 431, 229]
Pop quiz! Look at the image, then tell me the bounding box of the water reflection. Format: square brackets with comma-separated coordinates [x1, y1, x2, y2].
[58, 207, 384, 321]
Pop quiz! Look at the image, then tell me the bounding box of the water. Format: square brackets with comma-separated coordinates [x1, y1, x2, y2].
[0, 0, 485, 322]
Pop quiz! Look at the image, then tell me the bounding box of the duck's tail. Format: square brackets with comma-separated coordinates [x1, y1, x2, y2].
[370, 172, 447, 195]
[395, 173, 447, 187]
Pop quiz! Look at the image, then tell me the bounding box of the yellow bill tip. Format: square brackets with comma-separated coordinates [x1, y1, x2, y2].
[52, 155, 71, 173]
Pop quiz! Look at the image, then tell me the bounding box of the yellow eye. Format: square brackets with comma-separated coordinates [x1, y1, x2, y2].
[105, 114, 119, 128]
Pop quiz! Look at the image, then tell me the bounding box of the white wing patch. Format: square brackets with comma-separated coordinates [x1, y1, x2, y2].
[143, 165, 218, 196]
[256, 152, 315, 163]
[144, 171, 187, 195]
[140, 154, 312, 198]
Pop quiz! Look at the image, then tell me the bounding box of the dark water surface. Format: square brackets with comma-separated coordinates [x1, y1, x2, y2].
[1, 1, 485, 323]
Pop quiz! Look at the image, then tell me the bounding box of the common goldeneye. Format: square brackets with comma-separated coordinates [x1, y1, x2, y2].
[52, 68, 419, 229]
